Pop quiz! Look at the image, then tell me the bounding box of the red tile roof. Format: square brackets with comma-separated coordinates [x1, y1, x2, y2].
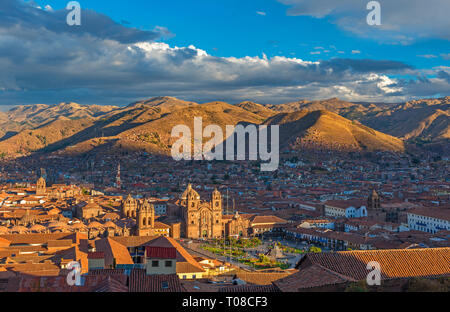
[219, 284, 280, 292]
[297, 247, 450, 281]
[129, 269, 183, 292]
[274, 263, 355, 291]
[146, 246, 176, 259]
[88, 252, 105, 259]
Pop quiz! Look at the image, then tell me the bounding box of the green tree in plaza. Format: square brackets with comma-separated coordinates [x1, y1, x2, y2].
[308, 246, 322, 253]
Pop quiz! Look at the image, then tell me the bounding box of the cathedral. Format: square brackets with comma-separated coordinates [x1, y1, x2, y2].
[121, 184, 257, 239]
[179, 184, 223, 239]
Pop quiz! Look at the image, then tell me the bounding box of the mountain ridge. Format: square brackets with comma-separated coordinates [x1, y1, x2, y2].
[0, 96, 448, 158]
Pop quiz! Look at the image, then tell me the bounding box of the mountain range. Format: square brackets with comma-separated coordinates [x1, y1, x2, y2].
[0, 96, 448, 158]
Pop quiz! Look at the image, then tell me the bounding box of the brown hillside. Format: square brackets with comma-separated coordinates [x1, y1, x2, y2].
[362, 96, 450, 140]
[266, 110, 405, 152]
[59, 101, 265, 156]
[236, 101, 277, 119]
[0, 117, 95, 156]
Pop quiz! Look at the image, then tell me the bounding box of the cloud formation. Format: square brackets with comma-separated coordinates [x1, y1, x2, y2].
[0, 0, 448, 106]
[278, 0, 450, 42]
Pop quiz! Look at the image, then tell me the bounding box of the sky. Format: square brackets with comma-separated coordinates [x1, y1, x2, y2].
[0, 0, 449, 108]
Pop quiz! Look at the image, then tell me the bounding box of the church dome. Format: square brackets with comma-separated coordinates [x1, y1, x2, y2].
[180, 183, 200, 200]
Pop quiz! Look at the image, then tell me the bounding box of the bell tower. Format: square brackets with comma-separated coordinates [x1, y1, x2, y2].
[122, 194, 138, 218]
[136, 199, 155, 236]
[211, 188, 222, 211]
[211, 188, 223, 238]
[36, 177, 46, 196]
[181, 183, 201, 238]
[368, 189, 381, 210]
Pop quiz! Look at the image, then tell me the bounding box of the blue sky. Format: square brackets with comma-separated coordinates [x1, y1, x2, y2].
[34, 0, 449, 68]
[0, 0, 448, 107]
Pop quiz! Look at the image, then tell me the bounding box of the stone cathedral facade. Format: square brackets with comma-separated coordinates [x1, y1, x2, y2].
[179, 184, 223, 239]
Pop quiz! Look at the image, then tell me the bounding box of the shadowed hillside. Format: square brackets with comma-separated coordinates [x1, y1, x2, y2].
[3, 95, 448, 158]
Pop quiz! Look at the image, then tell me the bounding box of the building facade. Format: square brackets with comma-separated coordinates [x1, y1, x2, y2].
[179, 184, 223, 239]
[136, 199, 155, 236]
[407, 209, 450, 234]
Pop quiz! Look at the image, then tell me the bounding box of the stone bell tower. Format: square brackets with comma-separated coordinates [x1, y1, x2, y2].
[122, 194, 138, 218]
[136, 199, 155, 236]
[368, 189, 381, 210]
[180, 184, 200, 238]
[36, 177, 46, 196]
[211, 188, 223, 238]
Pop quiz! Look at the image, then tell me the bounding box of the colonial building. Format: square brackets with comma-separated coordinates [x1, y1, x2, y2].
[75, 198, 104, 219]
[122, 194, 138, 218]
[222, 211, 250, 238]
[34, 177, 82, 199]
[324, 200, 368, 219]
[124, 184, 287, 240]
[121, 196, 172, 237]
[407, 208, 450, 234]
[136, 199, 155, 236]
[368, 189, 381, 210]
[36, 177, 46, 196]
[179, 184, 223, 239]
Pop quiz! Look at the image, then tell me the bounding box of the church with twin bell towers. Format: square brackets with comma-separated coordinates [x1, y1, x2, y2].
[180, 184, 223, 239]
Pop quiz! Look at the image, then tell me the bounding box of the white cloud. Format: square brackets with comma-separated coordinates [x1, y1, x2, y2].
[256, 11, 266, 16]
[0, 0, 447, 106]
[351, 50, 361, 54]
[278, 0, 450, 42]
[418, 54, 438, 59]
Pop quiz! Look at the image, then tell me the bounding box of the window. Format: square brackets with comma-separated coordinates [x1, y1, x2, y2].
[182, 275, 187, 279]
[192, 275, 196, 279]
[161, 281, 169, 289]
[165, 260, 172, 267]
[152, 260, 159, 267]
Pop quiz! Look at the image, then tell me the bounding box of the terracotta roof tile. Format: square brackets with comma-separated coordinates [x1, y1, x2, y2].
[298, 247, 450, 280]
[129, 269, 183, 292]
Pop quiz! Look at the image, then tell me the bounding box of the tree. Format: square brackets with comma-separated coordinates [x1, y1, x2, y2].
[308, 246, 322, 253]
